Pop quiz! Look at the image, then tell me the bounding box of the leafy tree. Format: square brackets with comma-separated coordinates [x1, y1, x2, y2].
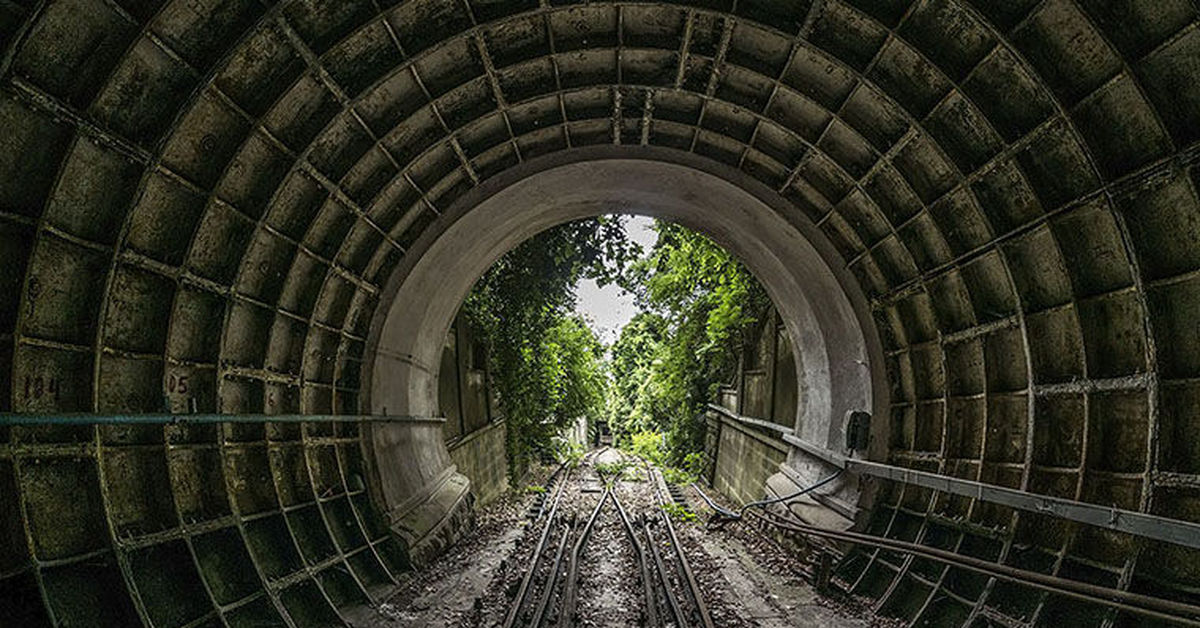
[606, 312, 667, 435]
[461, 218, 639, 477]
[611, 221, 770, 462]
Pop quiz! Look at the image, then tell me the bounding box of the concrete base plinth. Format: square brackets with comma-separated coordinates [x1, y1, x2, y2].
[764, 471, 856, 533]
[391, 469, 475, 567]
[362, 419, 477, 567]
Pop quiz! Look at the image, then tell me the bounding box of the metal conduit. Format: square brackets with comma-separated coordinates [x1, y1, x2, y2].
[0, 413, 445, 425]
[707, 405, 1200, 551]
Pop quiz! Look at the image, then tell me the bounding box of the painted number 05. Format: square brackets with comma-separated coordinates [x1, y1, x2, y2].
[168, 374, 190, 395]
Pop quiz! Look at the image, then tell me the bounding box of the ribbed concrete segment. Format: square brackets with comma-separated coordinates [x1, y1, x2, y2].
[1, 0, 1198, 625]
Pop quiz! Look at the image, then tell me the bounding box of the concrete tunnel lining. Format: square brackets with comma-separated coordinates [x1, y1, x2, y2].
[1, 0, 1199, 623]
[361, 149, 889, 534]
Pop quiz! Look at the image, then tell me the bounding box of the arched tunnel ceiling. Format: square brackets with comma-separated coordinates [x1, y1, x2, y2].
[1, 0, 1200, 625]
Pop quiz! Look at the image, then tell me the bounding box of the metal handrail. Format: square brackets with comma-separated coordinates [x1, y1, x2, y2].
[706, 404, 1200, 551]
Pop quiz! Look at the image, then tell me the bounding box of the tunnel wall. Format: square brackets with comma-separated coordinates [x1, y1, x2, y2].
[363, 153, 885, 539]
[2, 0, 1200, 625]
[0, 419, 413, 627]
[447, 419, 508, 506]
[707, 412, 790, 508]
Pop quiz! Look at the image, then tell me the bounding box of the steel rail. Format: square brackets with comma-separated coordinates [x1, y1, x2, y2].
[504, 467, 572, 628]
[558, 486, 611, 628]
[533, 463, 568, 523]
[649, 467, 715, 628]
[531, 517, 573, 627]
[746, 508, 1200, 627]
[642, 514, 689, 627]
[612, 483, 660, 628]
[658, 500, 715, 628]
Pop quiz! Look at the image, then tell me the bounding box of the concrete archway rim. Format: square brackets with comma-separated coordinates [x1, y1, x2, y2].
[361, 146, 890, 536]
[365, 145, 888, 415]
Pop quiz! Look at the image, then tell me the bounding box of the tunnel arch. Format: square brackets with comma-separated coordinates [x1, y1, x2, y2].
[0, 0, 1197, 624]
[361, 148, 889, 529]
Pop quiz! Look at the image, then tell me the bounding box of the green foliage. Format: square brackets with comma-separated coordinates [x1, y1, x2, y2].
[682, 452, 707, 478]
[525, 485, 547, 494]
[558, 440, 586, 469]
[660, 466, 696, 486]
[660, 502, 698, 524]
[462, 216, 766, 483]
[463, 218, 640, 479]
[660, 452, 706, 486]
[606, 314, 668, 436]
[594, 460, 632, 480]
[626, 430, 667, 465]
[610, 221, 770, 464]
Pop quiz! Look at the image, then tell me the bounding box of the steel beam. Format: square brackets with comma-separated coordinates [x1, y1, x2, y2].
[843, 459, 1200, 551]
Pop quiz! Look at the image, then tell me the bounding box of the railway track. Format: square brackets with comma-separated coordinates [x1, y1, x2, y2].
[502, 448, 714, 628]
[638, 461, 715, 628]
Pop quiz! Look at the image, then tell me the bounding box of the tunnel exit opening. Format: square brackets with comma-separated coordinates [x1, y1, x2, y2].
[359, 146, 889, 558]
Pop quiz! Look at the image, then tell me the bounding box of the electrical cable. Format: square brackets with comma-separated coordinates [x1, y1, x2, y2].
[691, 478, 1200, 624]
[691, 469, 845, 521]
[737, 468, 844, 518]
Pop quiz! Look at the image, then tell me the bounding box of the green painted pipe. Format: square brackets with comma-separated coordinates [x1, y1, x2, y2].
[0, 413, 445, 426]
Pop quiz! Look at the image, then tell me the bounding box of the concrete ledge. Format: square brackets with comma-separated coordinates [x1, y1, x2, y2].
[718, 415, 790, 455]
[361, 419, 478, 567]
[391, 470, 474, 567]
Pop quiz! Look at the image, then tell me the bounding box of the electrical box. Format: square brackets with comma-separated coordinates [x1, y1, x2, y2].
[845, 410, 871, 451]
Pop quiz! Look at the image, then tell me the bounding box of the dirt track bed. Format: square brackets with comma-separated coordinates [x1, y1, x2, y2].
[369, 450, 883, 627]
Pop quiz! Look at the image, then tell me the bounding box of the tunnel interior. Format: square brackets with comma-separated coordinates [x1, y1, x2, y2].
[2, 0, 1200, 625]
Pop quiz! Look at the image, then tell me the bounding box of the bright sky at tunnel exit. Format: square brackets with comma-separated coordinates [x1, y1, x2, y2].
[574, 215, 657, 346]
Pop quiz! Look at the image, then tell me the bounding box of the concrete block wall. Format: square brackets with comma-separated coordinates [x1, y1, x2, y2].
[710, 415, 789, 507]
[448, 420, 509, 506]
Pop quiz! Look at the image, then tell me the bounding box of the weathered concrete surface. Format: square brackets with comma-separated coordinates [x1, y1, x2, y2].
[447, 419, 508, 506]
[712, 415, 791, 508]
[365, 152, 885, 504]
[2, 0, 1199, 624]
[695, 533, 868, 628]
[362, 417, 473, 566]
